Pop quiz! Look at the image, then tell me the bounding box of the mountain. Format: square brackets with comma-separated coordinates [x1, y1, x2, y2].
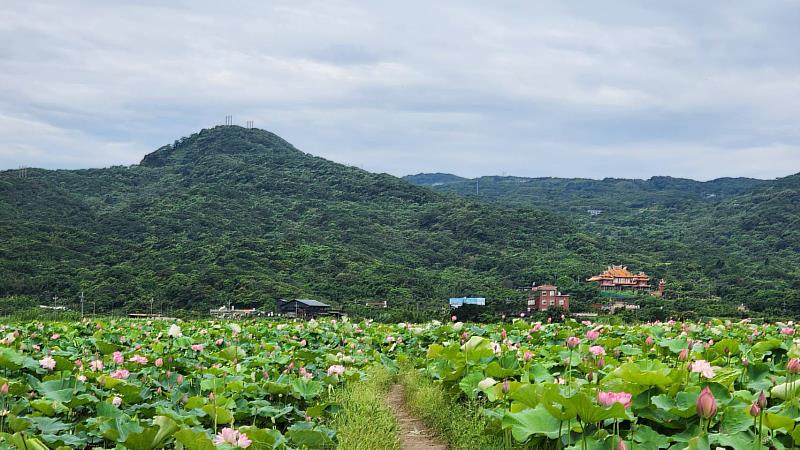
[2, 127, 797, 317]
[0, 126, 603, 314]
[404, 172, 800, 314]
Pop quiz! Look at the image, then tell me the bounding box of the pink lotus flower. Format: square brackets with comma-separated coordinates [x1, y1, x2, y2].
[39, 356, 56, 370]
[782, 327, 795, 335]
[586, 329, 600, 340]
[176, 374, 184, 384]
[215, 338, 224, 346]
[645, 336, 654, 346]
[597, 391, 632, 408]
[532, 323, 542, 332]
[1, 383, 8, 394]
[566, 337, 581, 349]
[678, 348, 689, 361]
[523, 351, 533, 362]
[112, 351, 124, 365]
[589, 345, 606, 356]
[327, 364, 346, 376]
[111, 396, 122, 407]
[191, 344, 204, 352]
[788, 358, 800, 375]
[50, 333, 60, 340]
[298, 367, 313, 379]
[154, 358, 163, 367]
[214, 428, 251, 448]
[385, 336, 395, 343]
[90, 359, 104, 371]
[696, 386, 717, 419]
[128, 355, 148, 365]
[690, 360, 716, 379]
[451, 315, 457, 321]
[77, 375, 87, 382]
[111, 369, 130, 380]
[299, 339, 307, 347]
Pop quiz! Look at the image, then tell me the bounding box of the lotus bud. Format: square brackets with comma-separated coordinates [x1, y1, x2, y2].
[566, 337, 581, 349]
[617, 440, 627, 450]
[501, 329, 507, 340]
[741, 358, 749, 367]
[678, 348, 689, 361]
[502, 381, 510, 394]
[597, 357, 605, 368]
[696, 387, 717, 419]
[176, 374, 184, 384]
[787, 358, 800, 374]
[757, 390, 767, 408]
[0, 383, 8, 394]
[749, 403, 761, 417]
[613, 349, 621, 359]
[586, 370, 594, 382]
[523, 351, 533, 362]
[645, 336, 653, 346]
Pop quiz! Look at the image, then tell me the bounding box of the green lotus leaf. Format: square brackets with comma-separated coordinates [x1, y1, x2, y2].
[501, 404, 562, 441]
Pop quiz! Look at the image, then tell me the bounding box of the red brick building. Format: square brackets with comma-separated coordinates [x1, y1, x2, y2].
[527, 283, 570, 312]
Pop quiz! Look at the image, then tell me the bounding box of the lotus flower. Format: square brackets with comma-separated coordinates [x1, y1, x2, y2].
[327, 364, 345, 376]
[757, 390, 767, 408]
[749, 403, 761, 417]
[90, 359, 104, 371]
[566, 337, 581, 349]
[586, 329, 600, 340]
[214, 427, 251, 448]
[111, 369, 130, 380]
[1, 383, 8, 394]
[168, 324, 182, 338]
[597, 391, 632, 408]
[690, 360, 716, 379]
[589, 345, 606, 356]
[787, 358, 800, 374]
[696, 386, 717, 419]
[39, 356, 56, 370]
[112, 351, 124, 365]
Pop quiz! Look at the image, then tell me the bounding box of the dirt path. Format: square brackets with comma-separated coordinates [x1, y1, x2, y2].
[386, 384, 448, 450]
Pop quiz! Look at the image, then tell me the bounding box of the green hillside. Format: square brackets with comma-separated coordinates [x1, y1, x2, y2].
[405, 173, 800, 314]
[1, 126, 796, 317]
[0, 126, 606, 314]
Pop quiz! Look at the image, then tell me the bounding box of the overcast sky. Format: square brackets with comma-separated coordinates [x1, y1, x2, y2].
[1, 1, 799, 180]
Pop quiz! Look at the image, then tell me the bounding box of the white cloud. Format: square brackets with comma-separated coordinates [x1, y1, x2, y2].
[0, 0, 798, 179]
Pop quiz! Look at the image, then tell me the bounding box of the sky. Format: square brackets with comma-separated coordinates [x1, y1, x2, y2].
[1, 1, 799, 180]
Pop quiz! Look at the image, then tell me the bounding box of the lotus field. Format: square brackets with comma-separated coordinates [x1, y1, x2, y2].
[0, 318, 799, 449]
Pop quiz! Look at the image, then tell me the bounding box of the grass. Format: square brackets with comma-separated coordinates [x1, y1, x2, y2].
[398, 365, 506, 450]
[330, 366, 401, 450]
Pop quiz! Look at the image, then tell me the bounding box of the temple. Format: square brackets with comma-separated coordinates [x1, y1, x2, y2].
[587, 265, 659, 293]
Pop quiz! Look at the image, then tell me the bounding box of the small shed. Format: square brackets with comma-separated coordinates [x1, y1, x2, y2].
[277, 299, 332, 318]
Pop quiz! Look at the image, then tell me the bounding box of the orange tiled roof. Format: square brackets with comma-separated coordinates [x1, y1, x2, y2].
[587, 265, 650, 282]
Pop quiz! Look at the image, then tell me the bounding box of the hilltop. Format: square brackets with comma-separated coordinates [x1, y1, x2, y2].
[0, 126, 594, 314]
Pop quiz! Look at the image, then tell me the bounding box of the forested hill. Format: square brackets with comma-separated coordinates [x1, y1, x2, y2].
[0, 126, 607, 313]
[405, 172, 800, 313]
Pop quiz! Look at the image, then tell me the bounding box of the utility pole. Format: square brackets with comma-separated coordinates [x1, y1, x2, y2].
[80, 291, 85, 317]
[150, 297, 155, 317]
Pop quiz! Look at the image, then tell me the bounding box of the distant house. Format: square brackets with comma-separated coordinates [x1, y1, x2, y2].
[365, 300, 388, 308]
[449, 297, 486, 309]
[276, 299, 332, 318]
[587, 209, 603, 216]
[527, 283, 570, 312]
